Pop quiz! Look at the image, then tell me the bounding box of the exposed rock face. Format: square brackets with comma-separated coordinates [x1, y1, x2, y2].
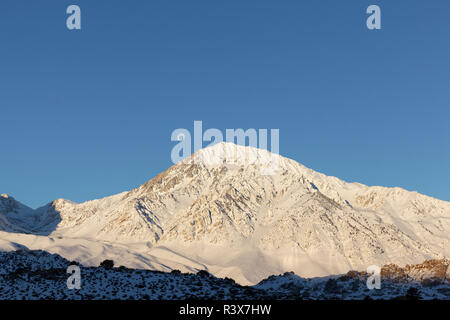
[381, 264, 408, 282]
[405, 259, 450, 281]
[344, 259, 450, 284]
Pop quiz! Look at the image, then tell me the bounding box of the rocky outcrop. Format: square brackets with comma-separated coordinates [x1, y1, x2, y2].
[343, 259, 450, 284]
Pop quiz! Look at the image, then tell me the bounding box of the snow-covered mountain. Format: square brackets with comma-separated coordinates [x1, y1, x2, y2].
[1, 142, 449, 285]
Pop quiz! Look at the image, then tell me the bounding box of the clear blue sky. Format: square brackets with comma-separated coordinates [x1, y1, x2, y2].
[1, 0, 449, 208]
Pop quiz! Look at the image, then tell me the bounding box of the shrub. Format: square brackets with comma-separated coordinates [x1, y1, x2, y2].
[99, 259, 114, 270]
[197, 270, 211, 278]
[405, 287, 421, 300]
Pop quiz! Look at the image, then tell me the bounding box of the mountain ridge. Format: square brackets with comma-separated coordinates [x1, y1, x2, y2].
[1, 142, 449, 285]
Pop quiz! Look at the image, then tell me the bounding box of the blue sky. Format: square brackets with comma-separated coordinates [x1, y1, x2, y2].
[0, 0, 449, 208]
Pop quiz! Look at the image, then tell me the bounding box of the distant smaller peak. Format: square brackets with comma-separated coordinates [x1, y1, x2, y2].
[51, 198, 66, 204]
[1, 193, 10, 199]
[50, 198, 75, 207]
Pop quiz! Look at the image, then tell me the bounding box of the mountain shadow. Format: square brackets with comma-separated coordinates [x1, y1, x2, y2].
[0, 194, 61, 236]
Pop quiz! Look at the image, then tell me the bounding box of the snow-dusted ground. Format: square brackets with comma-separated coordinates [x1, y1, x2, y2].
[1, 143, 449, 286]
[0, 250, 448, 300]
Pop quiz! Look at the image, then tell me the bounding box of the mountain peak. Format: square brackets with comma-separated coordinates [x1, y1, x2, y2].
[194, 142, 277, 158]
[188, 142, 283, 176]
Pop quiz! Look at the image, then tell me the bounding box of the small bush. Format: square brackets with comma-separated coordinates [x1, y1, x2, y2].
[197, 270, 211, 278]
[99, 259, 114, 270]
[406, 287, 421, 300]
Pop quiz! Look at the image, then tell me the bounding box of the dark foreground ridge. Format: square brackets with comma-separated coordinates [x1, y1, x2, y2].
[0, 250, 449, 300]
